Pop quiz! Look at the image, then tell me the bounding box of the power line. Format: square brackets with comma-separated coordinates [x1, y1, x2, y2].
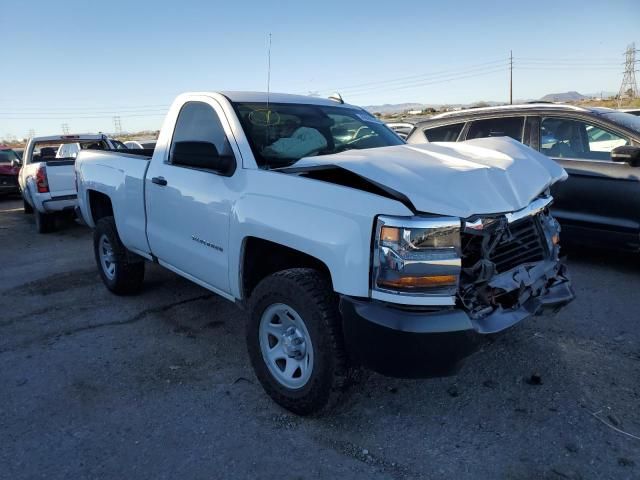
[341, 66, 509, 97]
[316, 59, 509, 94]
[0, 112, 167, 120]
[2, 103, 168, 111]
[618, 42, 638, 106]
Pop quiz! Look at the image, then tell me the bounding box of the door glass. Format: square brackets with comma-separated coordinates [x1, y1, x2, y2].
[170, 102, 233, 164]
[540, 117, 629, 161]
[466, 117, 524, 141]
[422, 123, 464, 142]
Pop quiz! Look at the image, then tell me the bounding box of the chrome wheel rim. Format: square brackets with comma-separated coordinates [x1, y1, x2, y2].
[259, 303, 314, 390]
[98, 234, 116, 280]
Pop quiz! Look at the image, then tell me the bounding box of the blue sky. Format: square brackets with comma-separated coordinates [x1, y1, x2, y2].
[1, 0, 638, 139]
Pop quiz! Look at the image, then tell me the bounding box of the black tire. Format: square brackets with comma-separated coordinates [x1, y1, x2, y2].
[93, 216, 145, 295]
[35, 210, 55, 233]
[247, 268, 356, 415]
[23, 199, 33, 214]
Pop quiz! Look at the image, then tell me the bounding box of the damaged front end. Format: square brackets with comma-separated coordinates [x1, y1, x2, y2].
[341, 195, 574, 379]
[458, 196, 574, 333]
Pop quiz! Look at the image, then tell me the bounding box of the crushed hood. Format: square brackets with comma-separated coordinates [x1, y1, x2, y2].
[293, 137, 568, 218]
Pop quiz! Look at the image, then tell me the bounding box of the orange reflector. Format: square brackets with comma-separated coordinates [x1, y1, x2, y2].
[552, 234, 560, 245]
[378, 275, 457, 289]
[380, 226, 400, 243]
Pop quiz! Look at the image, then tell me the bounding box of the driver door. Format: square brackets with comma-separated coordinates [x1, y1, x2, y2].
[145, 99, 239, 296]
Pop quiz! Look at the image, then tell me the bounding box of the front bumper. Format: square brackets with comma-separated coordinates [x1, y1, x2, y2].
[340, 262, 574, 378]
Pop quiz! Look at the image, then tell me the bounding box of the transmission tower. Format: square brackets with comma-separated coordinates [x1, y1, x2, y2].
[617, 43, 638, 107]
[113, 116, 122, 135]
[28, 129, 35, 139]
[61, 123, 70, 135]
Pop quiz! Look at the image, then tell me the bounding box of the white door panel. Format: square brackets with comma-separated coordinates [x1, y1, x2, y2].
[145, 97, 238, 294]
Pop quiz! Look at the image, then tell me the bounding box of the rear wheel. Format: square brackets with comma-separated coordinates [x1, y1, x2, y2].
[247, 268, 356, 415]
[34, 210, 55, 233]
[94, 216, 145, 295]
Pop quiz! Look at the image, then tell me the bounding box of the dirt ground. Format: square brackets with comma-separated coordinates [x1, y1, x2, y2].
[0, 196, 638, 480]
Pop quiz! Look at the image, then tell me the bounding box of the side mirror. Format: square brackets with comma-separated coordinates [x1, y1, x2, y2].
[611, 145, 640, 167]
[11, 158, 22, 168]
[171, 141, 235, 176]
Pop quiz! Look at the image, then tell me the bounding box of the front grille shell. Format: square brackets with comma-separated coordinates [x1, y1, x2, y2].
[488, 216, 548, 273]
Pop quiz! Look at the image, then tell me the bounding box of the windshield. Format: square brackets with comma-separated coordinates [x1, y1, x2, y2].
[599, 111, 640, 134]
[0, 149, 19, 164]
[233, 102, 404, 168]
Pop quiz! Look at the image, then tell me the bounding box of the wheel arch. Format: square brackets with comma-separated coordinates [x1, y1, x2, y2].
[240, 236, 333, 301]
[87, 189, 114, 225]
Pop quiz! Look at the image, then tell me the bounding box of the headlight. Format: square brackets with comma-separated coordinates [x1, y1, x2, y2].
[373, 216, 461, 296]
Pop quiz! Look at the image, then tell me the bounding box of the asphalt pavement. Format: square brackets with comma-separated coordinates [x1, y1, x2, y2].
[0, 196, 638, 480]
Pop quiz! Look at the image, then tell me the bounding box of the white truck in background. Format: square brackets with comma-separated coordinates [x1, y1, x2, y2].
[75, 91, 574, 414]
[18, 134, 123, 233]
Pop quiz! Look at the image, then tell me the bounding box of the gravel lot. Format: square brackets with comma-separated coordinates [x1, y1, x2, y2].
[0, 196, 638, 480]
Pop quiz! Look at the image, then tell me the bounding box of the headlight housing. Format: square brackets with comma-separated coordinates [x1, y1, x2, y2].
[372, 216, 461, 297]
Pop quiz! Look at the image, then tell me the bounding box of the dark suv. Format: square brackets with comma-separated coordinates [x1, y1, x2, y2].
[406, 104, 640, 251]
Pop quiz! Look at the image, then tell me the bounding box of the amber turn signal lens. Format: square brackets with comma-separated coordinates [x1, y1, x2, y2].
[552, 234, 560, 245]
[378, 274, 457, 289]
[380, 226, 400, 243]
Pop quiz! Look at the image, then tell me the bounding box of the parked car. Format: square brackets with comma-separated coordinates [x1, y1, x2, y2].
[385, 122, 415, 139]
[619, 108, 640, 117]
[406, 104, 640, 252]
[19, 134, 123, 233]
[124, 140, 157, 150]
[75, 92, 574, 414]
[0, 145, 21, 196]
[56, 137, 126, 158]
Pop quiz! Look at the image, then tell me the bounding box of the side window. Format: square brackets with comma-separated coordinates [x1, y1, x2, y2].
[422, 123, 464, 142]
[466, 117, 525, 141]
[540, 117, 629, 161]
[169, 101, 234, 166]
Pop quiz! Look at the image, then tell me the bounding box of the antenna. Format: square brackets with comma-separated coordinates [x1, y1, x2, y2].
[267, 33, 272, 110]
[266, 33, 272, 142]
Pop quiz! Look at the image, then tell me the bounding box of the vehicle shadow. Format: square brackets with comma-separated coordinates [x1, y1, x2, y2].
[562, 243, 640, 273]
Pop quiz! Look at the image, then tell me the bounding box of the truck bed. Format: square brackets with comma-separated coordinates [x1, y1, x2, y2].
[75, 149, 153, 256]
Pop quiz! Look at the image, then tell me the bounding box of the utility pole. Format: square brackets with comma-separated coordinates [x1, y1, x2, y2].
[61, 123, 69, 135]
[618, 43, 638, 107]
[113, 116, 122, 136]
[509, 50, 513, 105]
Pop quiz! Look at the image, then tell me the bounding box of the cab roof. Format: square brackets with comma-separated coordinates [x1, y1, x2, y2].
[219, 91, 357, 108]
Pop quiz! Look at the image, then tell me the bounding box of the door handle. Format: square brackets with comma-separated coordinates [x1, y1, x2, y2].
[151, 176, 167, 186]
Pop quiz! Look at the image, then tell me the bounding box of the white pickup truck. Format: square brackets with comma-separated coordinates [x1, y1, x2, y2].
[75, 92, 574, 414]
[19, 134, 123, 233]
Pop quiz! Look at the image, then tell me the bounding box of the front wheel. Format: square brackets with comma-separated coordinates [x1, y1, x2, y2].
[93, 216, 145, 295]
[247, 268, 356, 415]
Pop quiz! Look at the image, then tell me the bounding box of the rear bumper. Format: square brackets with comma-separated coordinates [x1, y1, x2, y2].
[340, 263, 574, 378]
[40, 195, 77, 213]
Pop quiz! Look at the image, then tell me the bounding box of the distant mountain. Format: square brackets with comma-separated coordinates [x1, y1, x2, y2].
[539, 91, 586, 102]
[362, 103, 428, 114]
[362, 100, 505, 115]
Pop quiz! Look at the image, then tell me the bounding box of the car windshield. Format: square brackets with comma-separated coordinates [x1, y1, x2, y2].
[0, 149, 19, 164]
[598, 111, 640, 134]
[232, 102, 404, 168]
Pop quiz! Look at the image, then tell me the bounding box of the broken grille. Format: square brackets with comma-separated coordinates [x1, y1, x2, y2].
[489, 216, 547, 273]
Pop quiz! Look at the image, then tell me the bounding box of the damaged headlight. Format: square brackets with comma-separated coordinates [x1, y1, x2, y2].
[372, 216, 461, 296]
